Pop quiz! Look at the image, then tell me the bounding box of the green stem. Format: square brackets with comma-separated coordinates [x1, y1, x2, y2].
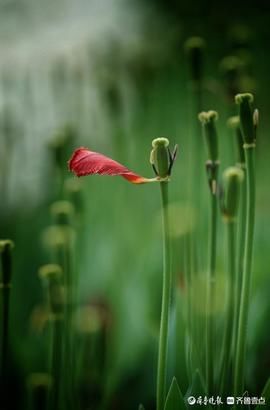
[156, 182, 172, 410]
[206, 186, 218, 395]
[55, 242, 74, 410]
[232, 167, 246, 360]
[49, 317, 64, 410]
[1, 284, 10, 369]
[234, 148, 255, 398]
[63, 244, 74, 410]
[0, 240, 13, 409]
[220, 221, 236, 394]
[1, 284, 10, 404]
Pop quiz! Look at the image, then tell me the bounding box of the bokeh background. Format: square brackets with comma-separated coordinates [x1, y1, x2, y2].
[1, 0, 270, 409]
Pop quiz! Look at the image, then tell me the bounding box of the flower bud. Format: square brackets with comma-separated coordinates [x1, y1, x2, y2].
[48, 124, 74, 168]
[64, 178, 83, 214]
[27, 373, 52, 410]
[222, 167, 244, 220]
[150, 137, 170, 178]
[42, 225, 75, 250]
[0, 239, 14, 285]
[227, 116, 245, 165]
[39, 264, 65, 315]
[50, 200, 75, 225]
[184, 37, 205, 83]
[198, 111, 219, 161]
[235, 93, 255, 144]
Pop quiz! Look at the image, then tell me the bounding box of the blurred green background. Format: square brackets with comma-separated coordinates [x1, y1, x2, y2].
[1, 0, 270, 409]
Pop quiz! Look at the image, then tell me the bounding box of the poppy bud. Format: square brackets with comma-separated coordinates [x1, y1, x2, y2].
[39, 264, 64, 315]
[198, 111, 219, 162]
[64, 178, 83, 214]
[150, 137, 170, 178]
[222, 167, 244, 220]
[184, 37, 205, 83]
[50, 200, 75, 225]
[0, 239, 14, 286]
[27, 373, 52, 410]
[235, 93, 255, 144]
[227, 116, 245, 165]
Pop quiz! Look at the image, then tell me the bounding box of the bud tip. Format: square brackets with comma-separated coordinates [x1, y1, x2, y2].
[235, 93, 254, 104]
[198, 110, 218, 124]
[152, 137, 169, 148]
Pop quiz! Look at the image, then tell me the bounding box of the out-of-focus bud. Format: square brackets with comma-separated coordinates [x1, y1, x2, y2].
[184, 37, 205, 83]
[198, 111, 219, 162]
[222, 167, 244, 221]
[50, 200, 75, 225]
[39, 264, 65, 316]
[0, 239, 14, 286]
[227, 116, 245, 166]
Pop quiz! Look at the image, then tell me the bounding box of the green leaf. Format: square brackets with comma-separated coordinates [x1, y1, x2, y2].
[164, 377, 186, 410]
[185, 369, 206, 399]
[138, 405, 145, 410]
[256, 377, 270, 409]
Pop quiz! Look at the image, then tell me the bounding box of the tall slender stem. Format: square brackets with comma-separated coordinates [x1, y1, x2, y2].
[0, 240, 14, 410]
[1, 282, 10, 409]
[206, 187, 218, 395]
[234, 147, 255, 397]
[220, 220, 236, 394]
[49, 316, 64, 410]
[156, 181, 172, 410]
[232, 167, 246, 357]
[198, 111, 219, 395]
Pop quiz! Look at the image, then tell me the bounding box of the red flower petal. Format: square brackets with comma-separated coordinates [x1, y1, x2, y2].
[68, 147, 155, 184]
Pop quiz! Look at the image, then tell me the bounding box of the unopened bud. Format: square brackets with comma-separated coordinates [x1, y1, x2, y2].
[150, 137, 170, 178]
[64, 178, 83, 213]
[222, 167, 244, 220]
[50, 200, 74, 225]
[227, 116, 245, 165]
[235, 93, 255, 144]
[184, 37, 205, 83]
[198, 111, 219, 161]
[0, 239, 14, 285]
[39, 264, 64, 315]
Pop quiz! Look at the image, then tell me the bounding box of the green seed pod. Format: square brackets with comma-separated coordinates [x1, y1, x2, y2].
[184, 36, 205, 83]
[198, 111, 219, 161]
[235, 93, 255, 144]
[50, 200, 75, 225]
[150, 137, 170, 178]
[222, 167, 244, 220]
[0, 239, 14, 285]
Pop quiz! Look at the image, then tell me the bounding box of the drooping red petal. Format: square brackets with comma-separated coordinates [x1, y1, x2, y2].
[68, 147, 155, 184]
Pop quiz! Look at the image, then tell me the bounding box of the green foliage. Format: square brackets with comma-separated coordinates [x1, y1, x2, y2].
[164, 377, 186, 410]
[256, 378, 270, 409]
[185, 369, 206, 400]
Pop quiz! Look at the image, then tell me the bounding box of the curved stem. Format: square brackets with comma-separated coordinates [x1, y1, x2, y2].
[206, 187, 218, 395]
[220, 221, 236, 394]
[234, 148, 255, 398]
[156, 182, 172, 410]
